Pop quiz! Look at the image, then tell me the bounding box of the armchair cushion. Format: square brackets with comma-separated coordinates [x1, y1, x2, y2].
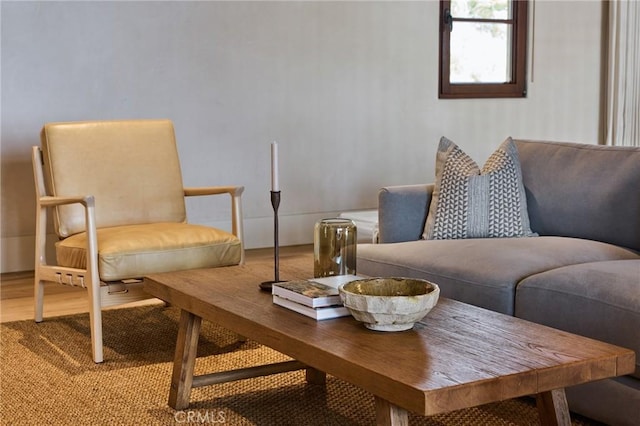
[41, 120, 187, 237]
[56, 222, 241, 281]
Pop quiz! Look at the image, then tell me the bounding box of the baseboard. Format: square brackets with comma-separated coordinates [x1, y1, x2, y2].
[1, 235, 55, 275]
[0, 212, 343, 274]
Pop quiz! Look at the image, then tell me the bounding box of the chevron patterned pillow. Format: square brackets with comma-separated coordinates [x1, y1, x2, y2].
[422, 137, 537, 240]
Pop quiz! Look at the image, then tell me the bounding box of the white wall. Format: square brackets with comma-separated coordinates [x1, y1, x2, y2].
[1, 1, 603, 273]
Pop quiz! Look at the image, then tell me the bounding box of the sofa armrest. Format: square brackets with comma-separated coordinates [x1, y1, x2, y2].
[378, 184, 434, 243]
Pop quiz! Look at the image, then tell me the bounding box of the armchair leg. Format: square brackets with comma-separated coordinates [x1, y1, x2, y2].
[88, 306, 104, 363]
[34, 277, 44, 323]
[87, 282, 104, 363]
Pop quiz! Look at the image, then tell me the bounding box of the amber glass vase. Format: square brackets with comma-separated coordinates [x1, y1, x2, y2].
[313, 218, 357, 278]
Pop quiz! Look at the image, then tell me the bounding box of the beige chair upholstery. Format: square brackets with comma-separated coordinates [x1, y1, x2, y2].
[32, 119, 245, 363]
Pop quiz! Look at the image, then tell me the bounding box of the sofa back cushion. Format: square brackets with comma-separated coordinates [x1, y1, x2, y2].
[514, 140, 640, 251]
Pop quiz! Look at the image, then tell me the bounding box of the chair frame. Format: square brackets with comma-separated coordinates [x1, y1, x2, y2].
[32, 146, 245, 363]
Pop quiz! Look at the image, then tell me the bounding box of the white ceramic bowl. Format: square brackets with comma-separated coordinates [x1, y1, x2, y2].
[339, 277, 440, 331]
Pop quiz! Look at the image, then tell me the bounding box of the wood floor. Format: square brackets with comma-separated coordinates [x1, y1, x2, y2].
[0, 245, 313, 323]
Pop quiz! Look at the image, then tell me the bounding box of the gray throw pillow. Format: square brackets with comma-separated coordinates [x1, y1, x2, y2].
[422, 137, 536, 240]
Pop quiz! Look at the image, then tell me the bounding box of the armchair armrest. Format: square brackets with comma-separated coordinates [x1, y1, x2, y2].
[184, 186, 245, 261]
[184, 186, 244, 197]
[39, 195, 94, 208]
[34, 192, 100, 287]
[378, 184, 434, 243]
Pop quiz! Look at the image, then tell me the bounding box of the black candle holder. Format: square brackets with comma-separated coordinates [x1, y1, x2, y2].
[260, 191, 286, 291]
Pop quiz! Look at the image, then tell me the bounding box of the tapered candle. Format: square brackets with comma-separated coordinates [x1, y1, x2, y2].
[271, 142, 279, 192]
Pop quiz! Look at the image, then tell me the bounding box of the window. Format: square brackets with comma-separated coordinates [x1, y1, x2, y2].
[439, 0, 528, 99]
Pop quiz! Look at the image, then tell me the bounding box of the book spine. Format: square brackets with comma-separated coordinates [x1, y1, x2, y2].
[273, 296, 317, 318]
[272, 296, 349, 320]
[272, 287, 341, 308]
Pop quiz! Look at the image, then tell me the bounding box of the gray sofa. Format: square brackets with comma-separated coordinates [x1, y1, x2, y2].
[357, 140, 640, 425]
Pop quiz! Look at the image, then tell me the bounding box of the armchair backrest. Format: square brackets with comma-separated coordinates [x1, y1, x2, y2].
[41, 119, 187, 238]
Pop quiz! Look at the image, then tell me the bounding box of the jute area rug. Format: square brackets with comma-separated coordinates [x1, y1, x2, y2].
[1, 305, 601, 426]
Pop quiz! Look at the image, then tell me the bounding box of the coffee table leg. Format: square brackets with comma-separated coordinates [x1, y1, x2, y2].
[536, 388, 571, 426]
[305, 367, 327, 385]
[375, 396, 408, 426]
[169, 310, 202, 410]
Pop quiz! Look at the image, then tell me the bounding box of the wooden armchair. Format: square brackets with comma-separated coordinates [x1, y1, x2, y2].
[32, 119, 245, 363]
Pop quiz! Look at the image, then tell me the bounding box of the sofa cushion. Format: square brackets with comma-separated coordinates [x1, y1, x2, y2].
[515, 259, 640, 379]
[423, 137, 535, 240]
[357, 237, 639, 315]
[565, 376, 640, 426]
[514, 140, 640, 252]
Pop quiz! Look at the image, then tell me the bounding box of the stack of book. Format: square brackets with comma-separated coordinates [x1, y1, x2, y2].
[272, 275, 363, 320]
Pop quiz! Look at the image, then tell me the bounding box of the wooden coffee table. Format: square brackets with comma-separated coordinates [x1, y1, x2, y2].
[144, 255, 635, 426]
